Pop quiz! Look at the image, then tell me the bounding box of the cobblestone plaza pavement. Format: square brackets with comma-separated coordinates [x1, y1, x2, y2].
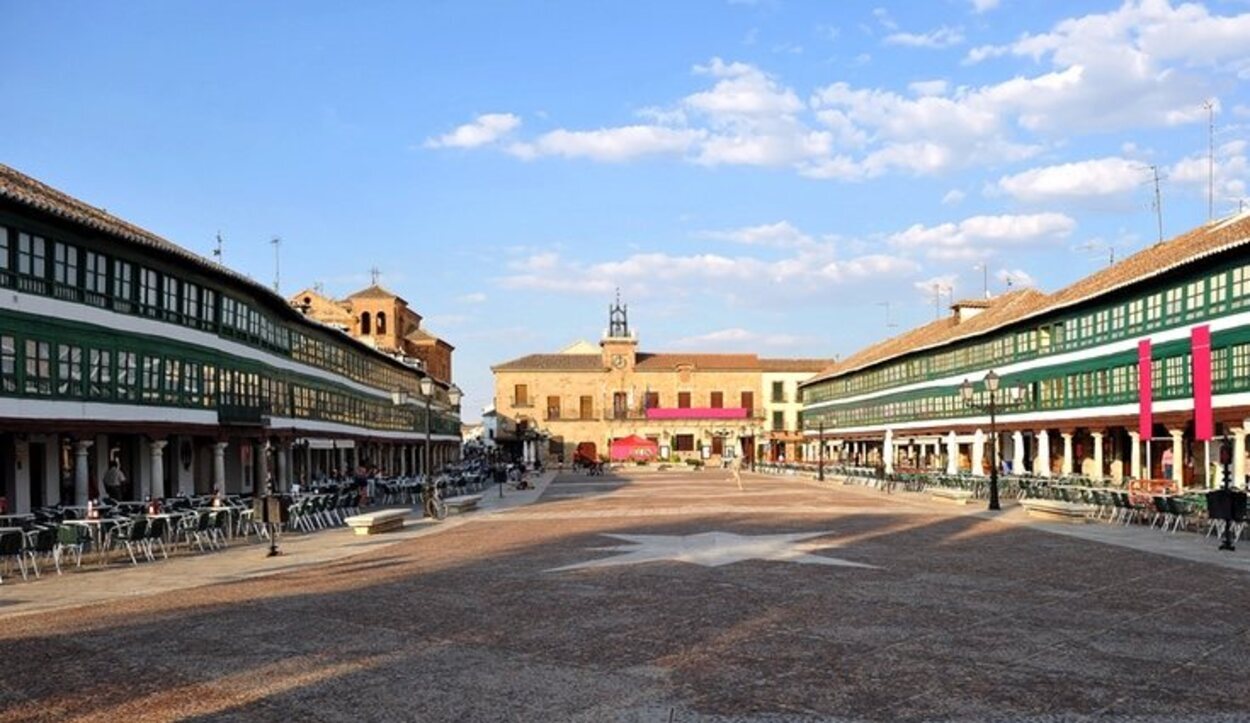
[2, 470, 1249, 722]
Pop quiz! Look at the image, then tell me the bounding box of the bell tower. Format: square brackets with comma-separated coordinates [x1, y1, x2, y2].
[601, 290, 637, 371]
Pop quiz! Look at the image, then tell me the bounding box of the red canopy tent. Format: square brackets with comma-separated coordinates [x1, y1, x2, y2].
[610, 435, 659, 461]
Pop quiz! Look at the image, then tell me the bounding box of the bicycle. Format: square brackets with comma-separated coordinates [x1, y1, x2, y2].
[421, 479, 447, 521]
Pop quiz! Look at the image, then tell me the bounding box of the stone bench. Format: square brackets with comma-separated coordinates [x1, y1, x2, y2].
[1020, 499, 1095, 523]
[343, 509, 408, 536]
[444, 494, 483, 514]
[927, 487, 974, 505]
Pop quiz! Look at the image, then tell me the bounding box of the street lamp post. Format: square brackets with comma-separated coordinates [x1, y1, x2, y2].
[818, 421, 826, 482]
[959, 370, 1026, 512]
[417, 377, 462, 480]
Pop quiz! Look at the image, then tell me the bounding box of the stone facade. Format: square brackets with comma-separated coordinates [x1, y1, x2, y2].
[492, 301, 829, 466]
[289, 284, 454, 384]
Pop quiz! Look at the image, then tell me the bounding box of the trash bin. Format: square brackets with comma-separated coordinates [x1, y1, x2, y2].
[252, 495, 290, 526]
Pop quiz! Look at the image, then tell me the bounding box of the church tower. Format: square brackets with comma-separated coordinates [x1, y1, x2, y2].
[601, 290, 637, 371]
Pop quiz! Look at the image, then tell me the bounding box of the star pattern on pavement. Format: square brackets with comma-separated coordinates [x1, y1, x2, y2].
[547, 531, 878, 573]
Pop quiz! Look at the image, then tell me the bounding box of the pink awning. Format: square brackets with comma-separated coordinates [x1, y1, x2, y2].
[645, 407, 748, 420]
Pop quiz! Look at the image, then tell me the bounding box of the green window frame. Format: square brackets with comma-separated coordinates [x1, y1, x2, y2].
[138, 267, 160, 316]
[0, 335, 15, 392]
[142, 355, 162, 402]
[52, 242, 79, 287]
[117, 351, 137, 400]
[0, 226, 10, 283]
[24, 339, 51, 395]
[56, 343, 83, 397]
[89, 348, 112, 399]
[1233, 264, 1250, 308]
[16, 233, 45, 277]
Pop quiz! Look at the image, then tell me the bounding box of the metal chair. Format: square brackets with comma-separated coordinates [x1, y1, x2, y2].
[0, 531, 28, 583]
[110, 518, 149, 566]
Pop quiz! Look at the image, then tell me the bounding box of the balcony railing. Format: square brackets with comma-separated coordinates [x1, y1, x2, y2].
[217, 401, 272, 426]
[546, 409, 599, 421]
[510, 396, 533, 408]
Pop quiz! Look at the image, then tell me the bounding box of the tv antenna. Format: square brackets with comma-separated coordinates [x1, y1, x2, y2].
[973, 261, 989, 298]
[213, 232, 224, 263]
[270, 236, 281, 293]
[1203, 99, 1215, 222]
[1149, 165, 1164, 244]
[876, 301, 897, 329]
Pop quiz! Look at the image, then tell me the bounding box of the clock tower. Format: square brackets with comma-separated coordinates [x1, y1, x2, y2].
[601, 291, 637, 372]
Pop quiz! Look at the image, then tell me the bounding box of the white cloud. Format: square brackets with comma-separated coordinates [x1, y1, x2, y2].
[993, 157, 1144, 203]
[507, 126, 705, 162]
[873, 8, 898, 31]
[432, 4, 1250, 183]
[942, 189, 966, 205]
[457, 292, 488, 304]
[688, 58, 803, 116]
[497, 244, 918, 299]
[696, 220, 815, 248]
[885, 26, 965, 49]
[889, 212, 1076, 260]
[908, 79, 949, 97]
[669, 327, 815, 350]
[961, 1, 1250, 131]
[970, 0, 999, 13]
[1169, 140, 1249, 201]
[424, 113, 520, 149]
[914, 274, 957, 298]
[997, 268, 1037, 288]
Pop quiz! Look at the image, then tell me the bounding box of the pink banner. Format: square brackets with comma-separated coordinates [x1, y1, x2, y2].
[1138, 339, 1152, 439]
[646, 407, 748, 420]
[1192, 325, 1213, 441]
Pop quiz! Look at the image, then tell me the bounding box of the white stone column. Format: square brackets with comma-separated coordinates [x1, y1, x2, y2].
[1011, 431, 1024, 475]
[883, 429, 894, 474]
[74, 439, 93, 505]
[212, 442, 228, 493]
[1233, 427, 1247, 489]
[972, 429, 985, 476]
[1035, 430, 1051, 478]
[1169, 428, 1185, 486]
[945, 432, 958, 475]
[149, 439, 168, 499]
[1128, 431, 1142, 480]
[13, 439, 31, 513]
[1061, 432, 1074, 476]
[1090, 431, 1104, 482]
[276, 440, 291, 492]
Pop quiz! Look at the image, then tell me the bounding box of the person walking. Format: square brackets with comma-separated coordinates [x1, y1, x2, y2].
[730, 455, 743, 491]
[102, 459, 126, 501]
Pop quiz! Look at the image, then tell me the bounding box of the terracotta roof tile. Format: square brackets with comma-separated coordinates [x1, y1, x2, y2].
[634, 353, 760, 371]
[347, 284, 407, 303]
[492, 354, 604, 372]
[0, 163, 435, 377]
[806, 289, 1048, 384]
[803, 213, 1250, 386]
[0, 162, 274, 298]
[759, 358, 834, 372]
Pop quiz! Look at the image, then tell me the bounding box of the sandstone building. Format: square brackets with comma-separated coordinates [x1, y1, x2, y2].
[288, 283, 454, 384]
[491, 299, 827, 466]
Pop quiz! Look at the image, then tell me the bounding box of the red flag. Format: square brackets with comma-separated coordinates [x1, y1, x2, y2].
[1192, 325, 1213, 441]
[1138, 339, 1152, 439]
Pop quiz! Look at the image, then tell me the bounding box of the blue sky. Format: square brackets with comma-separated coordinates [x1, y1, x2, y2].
[3, 0, 1249, 419]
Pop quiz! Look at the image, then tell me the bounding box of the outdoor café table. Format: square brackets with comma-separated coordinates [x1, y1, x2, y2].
[0, 514, 34, 529]
[145, 512, 181, 544]
[65, 518, 125, 565]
